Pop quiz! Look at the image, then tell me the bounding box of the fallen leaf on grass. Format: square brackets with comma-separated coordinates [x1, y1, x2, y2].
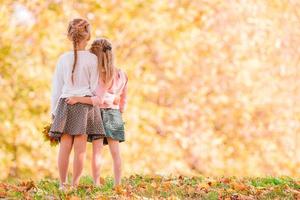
[114, 185, 126, 195]
[0, 183, 8, 190]
[95, 196, 109, 200]
[137, 182, 147, 189]
[18, 180, 35, 192]
[162, 181, 172, 190]
[289, 188, 300, 194]
[230, 193, 255, 200]
[124, 185, 134, 196]
[196, 183, 209, 193]
[77, 184, 94, 192]
[220, 177, 231, 184]
[0, 183, 8, 198]
[187, 186, 195, 194]
[99, 177, 106, 185]
[217, 188, 228, 199]
[150, 182, 157, 188]
[0, 191, 7, 198]
[167, 195, 181, 200]
[288, 188, 300, 200]
[152, 175, 163, 182]
[232, 182, 248, 191]
[67, 196, 81, 200]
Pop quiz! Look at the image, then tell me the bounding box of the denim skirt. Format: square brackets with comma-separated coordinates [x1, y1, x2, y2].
[89, 108, 125, 145]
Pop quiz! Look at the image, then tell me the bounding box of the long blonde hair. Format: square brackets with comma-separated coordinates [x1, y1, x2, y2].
[67, 18, 91, 84]
[90, 38, 115, 88]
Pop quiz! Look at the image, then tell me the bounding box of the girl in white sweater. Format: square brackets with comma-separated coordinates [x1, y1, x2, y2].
[49, 18, 105, 189]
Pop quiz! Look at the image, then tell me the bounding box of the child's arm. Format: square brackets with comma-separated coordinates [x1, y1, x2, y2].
[65, 96, 93, 105]
[65, 93, 118, 106]
[119, 75, 128, 113]
[51, 57, 64, 116]
[91, 92, 116, 106]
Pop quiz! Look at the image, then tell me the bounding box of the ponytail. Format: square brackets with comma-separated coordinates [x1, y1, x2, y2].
[71, 40, 78, 84]
[90, 38, 114, 88]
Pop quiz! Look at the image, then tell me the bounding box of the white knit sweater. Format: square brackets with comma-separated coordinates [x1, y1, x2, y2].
[51, 50, 99, 115]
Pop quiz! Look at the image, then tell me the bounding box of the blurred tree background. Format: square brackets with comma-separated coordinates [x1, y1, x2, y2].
[0, 0, 299, 180]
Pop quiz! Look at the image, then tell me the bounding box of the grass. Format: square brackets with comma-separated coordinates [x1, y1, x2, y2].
[0, 175, 299, 199]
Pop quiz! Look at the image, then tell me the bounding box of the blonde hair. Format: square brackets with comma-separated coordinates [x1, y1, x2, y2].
[67, 18, 91, 84]
[90, 38, 115, 88]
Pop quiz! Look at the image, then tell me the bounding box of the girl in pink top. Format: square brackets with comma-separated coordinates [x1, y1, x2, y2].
[66, 38, 127, 187]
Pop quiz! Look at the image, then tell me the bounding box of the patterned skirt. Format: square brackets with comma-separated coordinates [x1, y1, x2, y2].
[89, 108, 125, 145]
[49, 98, 105, 141]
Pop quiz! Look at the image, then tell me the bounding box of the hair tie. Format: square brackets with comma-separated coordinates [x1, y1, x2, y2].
[103, 46, 112, 52]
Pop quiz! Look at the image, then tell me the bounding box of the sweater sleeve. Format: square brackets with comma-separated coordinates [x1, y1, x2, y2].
[51, 57, 64, 115]
[119, 73, 128, 113]
[90, 90, 115, 106]
[91, 94, 103, 106]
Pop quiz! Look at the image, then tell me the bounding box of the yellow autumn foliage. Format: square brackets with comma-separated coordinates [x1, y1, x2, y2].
[0, 0, 299, 180]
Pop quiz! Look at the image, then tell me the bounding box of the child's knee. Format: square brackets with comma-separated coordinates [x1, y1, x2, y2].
[92, 139, 103, 151]
[74, 145, 87, 155]
[113, 155, 122, 166]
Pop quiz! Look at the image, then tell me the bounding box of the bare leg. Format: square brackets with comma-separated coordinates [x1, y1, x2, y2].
[72, 134, 87, 186]
[107, 138, 122, 186]
[91, 139, 104, 186]
[58, 134, 73, 187]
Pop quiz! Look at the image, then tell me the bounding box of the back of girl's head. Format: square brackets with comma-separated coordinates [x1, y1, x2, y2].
[90, 38, 115, 87]
[67, 18, 91, 84]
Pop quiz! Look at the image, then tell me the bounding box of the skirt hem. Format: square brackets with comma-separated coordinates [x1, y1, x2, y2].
[50, 131, 105, 139]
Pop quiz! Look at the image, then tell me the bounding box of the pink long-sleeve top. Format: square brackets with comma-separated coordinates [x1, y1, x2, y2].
[91, 69, 128, 112]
